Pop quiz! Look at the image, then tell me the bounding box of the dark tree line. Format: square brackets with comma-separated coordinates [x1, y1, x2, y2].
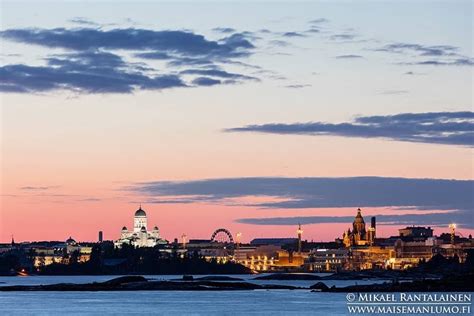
[38, 243, 251, 275]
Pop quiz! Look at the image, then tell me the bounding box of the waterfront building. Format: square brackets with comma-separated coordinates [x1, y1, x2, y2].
[236, 245, 283, 271]
[234, 245, 258, 262]
[307, 248, 349, 272]
[238, 226, 309, 272]
[399, 226, 433, 238]
[387, 237, 437, 269]
[250, 238, 298, 247]
[32, 237, 92, 268]
[348, 246, 394, 270]
[114, 206, 167, 248]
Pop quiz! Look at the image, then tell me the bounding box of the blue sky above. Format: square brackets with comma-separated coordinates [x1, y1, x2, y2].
[1, 1, 473, 240]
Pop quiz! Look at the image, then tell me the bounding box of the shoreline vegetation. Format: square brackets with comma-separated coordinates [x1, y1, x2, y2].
[1, 244, 253, 276]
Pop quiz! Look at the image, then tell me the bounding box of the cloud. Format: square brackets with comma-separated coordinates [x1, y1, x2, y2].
[335, 54, 364, 59]
[403, 58, 474, 66]
[281, 32, 306, 38]
[19, 185, 60, 190]
[375, 42, 473, 66]
[132, 176, 473, 210]
[268, 40, 290, 47]
[236, 210, 473, 228]
[0, 27, 259, 93]
[131, 176, 474, 227]
[309, 18, 329, 24]
[403, 71, 424, 76]
[180, 68, 258, 81]
[330, 34, 357, 41]
[284, 84, 311, 89]
[192, 77, 221, 86]
[0, 28, 254, 57]
[212, 27, 236, 34]
[167, 57, 215, 67]
[305, 27, 321, 34]
[305, 18, 328, 34]
[68, 17, 100, 26]
[134, 52, 173, 60]
[225, 111, 474, 147]
[0, 51, 187, 93]
[377, 43, 459, 56]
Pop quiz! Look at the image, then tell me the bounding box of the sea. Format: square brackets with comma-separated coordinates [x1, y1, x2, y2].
[0, 275, 470, 315]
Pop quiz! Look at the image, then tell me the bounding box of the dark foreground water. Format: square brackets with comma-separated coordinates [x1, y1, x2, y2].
[0, 275, 356, 315]
[1, 275, 470, 315]
[0, 290, 348, 315]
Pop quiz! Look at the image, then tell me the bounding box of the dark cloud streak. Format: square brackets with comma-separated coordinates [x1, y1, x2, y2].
[132, 176, 473, 211]
[132, 176, 474, 228]
[236, 210, 473, 228]
[225, 112, 474, 147]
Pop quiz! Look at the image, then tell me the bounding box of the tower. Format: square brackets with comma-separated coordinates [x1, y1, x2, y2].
[297, 223, 303, 254]
[133, 206, 147, 233]
[236, 232, 242, 249]
[343, 228, 352, 247]
[449, 223, 456, 245]
[98, 231, 103, 242]
[181, 234, 187, 250]
[367, 217, 376, 245]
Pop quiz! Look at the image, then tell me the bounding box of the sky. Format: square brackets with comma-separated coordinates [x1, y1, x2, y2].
[0, 0, 473, 243]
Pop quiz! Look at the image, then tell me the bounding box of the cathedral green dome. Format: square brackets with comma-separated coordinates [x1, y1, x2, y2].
[135, 206, 146, 217]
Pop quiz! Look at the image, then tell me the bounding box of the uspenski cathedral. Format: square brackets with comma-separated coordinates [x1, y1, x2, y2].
[114, 206, 167, 248]
[342, 208, 376, 247]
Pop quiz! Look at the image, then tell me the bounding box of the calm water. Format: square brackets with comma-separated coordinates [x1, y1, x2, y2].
[0, 275, 412, 315]
[0, 290, 349, 315]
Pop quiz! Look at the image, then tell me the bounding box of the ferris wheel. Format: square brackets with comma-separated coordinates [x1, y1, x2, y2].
[210, 228, 234, 244]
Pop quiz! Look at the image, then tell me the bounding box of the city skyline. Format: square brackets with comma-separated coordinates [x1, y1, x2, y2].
[1, 1, 473, 243]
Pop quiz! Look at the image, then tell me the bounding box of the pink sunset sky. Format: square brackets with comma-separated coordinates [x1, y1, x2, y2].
[1, 2, 473, 243]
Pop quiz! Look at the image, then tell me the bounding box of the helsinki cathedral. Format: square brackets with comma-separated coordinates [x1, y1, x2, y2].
[114, 206, 167, 248]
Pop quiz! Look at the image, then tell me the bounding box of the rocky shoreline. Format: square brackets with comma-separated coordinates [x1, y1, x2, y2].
[1, 272, 473, 292]
[253, 270, 441, 281]
[311, 273, 474, 292]
[0, 276, 302, 292]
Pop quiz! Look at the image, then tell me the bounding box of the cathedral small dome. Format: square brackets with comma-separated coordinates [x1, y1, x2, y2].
[140, 226, 147, 232]
[122, 226, 128, 231]
[66, 236, 76, 245]
[135, 206, 146, 217]
[153, 226, 159, 231]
